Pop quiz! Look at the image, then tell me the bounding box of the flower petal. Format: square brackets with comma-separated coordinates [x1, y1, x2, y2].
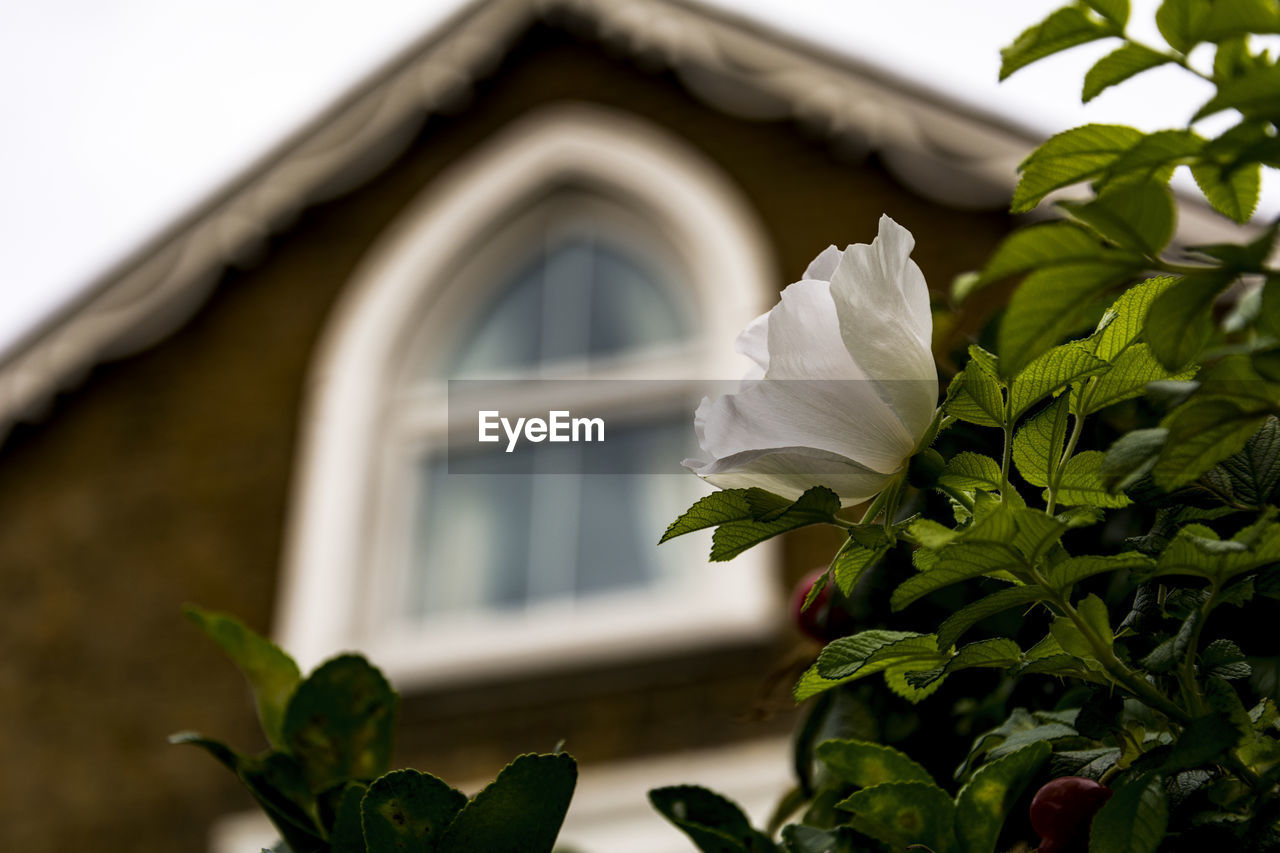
[734, 309, 771, 380]
[684, 445, 893, 506]
[827, 215, 938, 438]
[693, 374, 916, 475]
[803, 245, 842, 282]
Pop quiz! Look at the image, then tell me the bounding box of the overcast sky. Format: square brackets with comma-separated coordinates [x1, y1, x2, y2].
[0, 0, 1256, 359]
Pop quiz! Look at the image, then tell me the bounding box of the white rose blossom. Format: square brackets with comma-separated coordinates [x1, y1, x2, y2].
[684, 215, 939, 505]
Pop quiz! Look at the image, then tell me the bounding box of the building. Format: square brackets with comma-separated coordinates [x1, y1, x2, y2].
[0, 0, 1105, 849]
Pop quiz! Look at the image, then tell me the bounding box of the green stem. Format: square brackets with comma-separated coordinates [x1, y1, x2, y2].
[1126, 36, 1216, 85]
[1046, 411, 1086, 516]
[937, 483, 976, 513]
[1178, 584, 1217, 716]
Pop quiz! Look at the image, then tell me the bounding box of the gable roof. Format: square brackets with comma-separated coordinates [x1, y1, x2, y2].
[0, 0, 1233, 439]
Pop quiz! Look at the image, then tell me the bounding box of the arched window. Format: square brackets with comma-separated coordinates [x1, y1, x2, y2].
[276, 105, 780, 686]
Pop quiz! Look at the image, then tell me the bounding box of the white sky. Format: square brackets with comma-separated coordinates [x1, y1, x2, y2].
[0, 0, 1259, 360]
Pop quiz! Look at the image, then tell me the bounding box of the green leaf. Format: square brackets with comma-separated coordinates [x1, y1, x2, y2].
[282, 655, 398, 793]
[937, 587, 1044, 651]
[1154, 517, 1280, 584]
[1060, 180, 1175, 253]
[1102, 428, 1167, 491]
[361, 770, 467, 852]
[794, 631, 921, 701]
[1076, 344, 1195, 415]
[817, 632, 938, 680]
[1152, 272, 1228, 368]
[831, 539, 888, 596]
[976, 222, 1118, 285]
[814, 739, 936, 789]
[170, 734, 327, 853]
[648, 785, 773, 853]
[1191, 160, 1262, 223]
[1000, 7, 1120, 82]
[1013, 396, 1070, 488]
[710, 486, 841, 561]
[1156, 0, 1211, 53]
[954, 742, 1052, 853]
[658, 487, 808, 543]
[998, 263, 1141, 375]
[1097, 129, 1204, 194]
[1090, 774, 1167, 853]
[1202, 639, 1252, 680]
[1195, 63, 1280, 122]
[946, 363, 1006, 428]
[1051, 451, 1132, 507]
[907, 518, 960, 549]
[440, 754, 577, 853]
[1084, 0, 1129, 27]
[1214, 416, 1280, 507]
[328, 782, 369, 853]
[183, 605, 302, 750]
[1051, 593, 1112, 657]
[1047, 552, 1155, 594]
[1154, 397, 1273, 489]
[1083, 43, 1170, 103]
[1093, 276, 1178, 361]
[836, 782, 958, 853]
[1012, 124, 1144, 212]
[905, 637, 1025, 689]
[890, 544, 1025, 611]
[1010, 342, 1109, 418]
[938, 453, 1002, 492]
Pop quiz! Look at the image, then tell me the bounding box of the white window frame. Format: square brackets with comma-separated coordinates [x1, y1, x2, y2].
[274, 103, 781, 688]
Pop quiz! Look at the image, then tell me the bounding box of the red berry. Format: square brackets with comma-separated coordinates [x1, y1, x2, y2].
[790, 568, 852, 642]
[1030, 776, 1113, 852]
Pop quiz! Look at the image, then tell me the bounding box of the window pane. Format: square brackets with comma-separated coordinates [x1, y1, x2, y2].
[409, 418, 695, 619]
[450, 239, 687, 376]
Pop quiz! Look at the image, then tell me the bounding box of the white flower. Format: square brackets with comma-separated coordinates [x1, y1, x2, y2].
[684, 215, 938, 505]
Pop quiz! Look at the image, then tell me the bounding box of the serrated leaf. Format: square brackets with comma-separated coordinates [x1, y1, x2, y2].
[890, 544, 1025, 611]
[793, 631, 923, 701]
[817, 632, 939, 680]
[329, 782, 368, 853]
[938, 452, 1002, 492]
[1051, 451, 1132, 507]
[1154, 516, 1280, 583]
[1155, 397, 1273, 489]
[710, 486, 841, 561]
[1102, 428, 1168, 492]
[1013, 124, 1144, 212]
[1001, 7, 1120, 82]
[361, 770, 466, 852]
[836, 782, 958, 853]
[815, 739, 936, 788]
[440, 754, 577, 853]
[954, 742, 1052, 853]
[976, 222, 1116, 285]
[1156, 0, 1211, 53]
[1202, 639, 1252, 680]
[1215, 416, 1280, 506]
[831, 538, 888, 596]
[1051, 593, 1112, 657]
[660, 489, 760, 542]
[1076, 344, 1195, 415]
[1010, 342, 1109, 418]
[649, 785, 771, 853]
[937, 587, 1044, 651]
[946, 363, 1006, 428]
[1093, 276, 1178, 361]
[1090, 774, 1166, 853]
[1194, 63, 1280, 122]
[1085, 0, 1129, 26]
[998, 263, 1141, 376]
[906, 637, 1024, 689]
[1013, 396, 1070, 488]
[1060, 180, 1175, 254]
[282, 655, 398, 793]
[907, 518, 960, 549]
[1047, 552, 1155, 594]
[183, 606, 302, 750]
[1096, 129, 1204, 193]
[1165, 712, 1243, 772]
[170, 734, 325, 852]
[1083, 43, 1170, 103]
[1191, 160, 1262, 223]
